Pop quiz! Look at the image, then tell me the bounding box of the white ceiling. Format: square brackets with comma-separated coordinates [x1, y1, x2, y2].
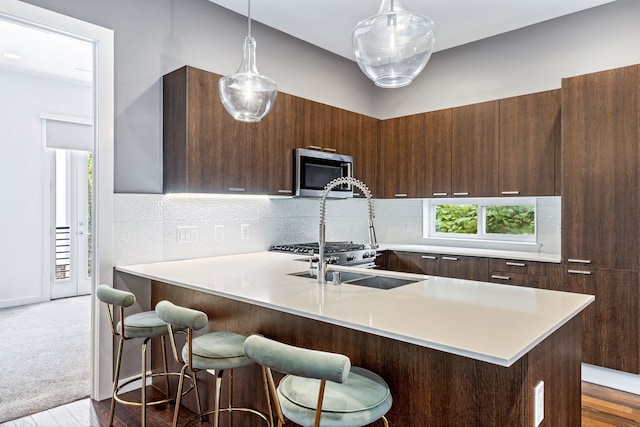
[208, 0, 615, 60]
[0, 1, 615, 83]
[0, 18, 92, 83]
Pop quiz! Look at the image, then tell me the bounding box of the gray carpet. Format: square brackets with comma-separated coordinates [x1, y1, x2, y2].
[0, 295, 91, 422]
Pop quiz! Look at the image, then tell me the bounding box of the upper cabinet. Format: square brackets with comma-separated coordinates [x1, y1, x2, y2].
[499, 90, 561, 197]
[377, 109, 451, 199]
[163, 66, 378, 195]
[561, 65, 640, 270]
[163, 66, 266, 194]
[163, 67, 561, 199]
[451, 100, 500, 198]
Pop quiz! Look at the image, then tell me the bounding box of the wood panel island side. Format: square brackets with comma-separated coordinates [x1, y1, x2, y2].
[116, 252, 593, 426]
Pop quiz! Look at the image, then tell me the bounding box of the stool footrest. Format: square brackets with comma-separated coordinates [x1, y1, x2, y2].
[114, 372, 194, 407]
[182, 407, 271, 427]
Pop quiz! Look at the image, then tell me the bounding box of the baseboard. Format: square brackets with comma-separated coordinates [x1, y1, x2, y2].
[582, 363, 640, 395]
[0, 295, 49, 309]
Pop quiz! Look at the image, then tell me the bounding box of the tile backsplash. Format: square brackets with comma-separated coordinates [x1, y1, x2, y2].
[113, 194, 561, 266]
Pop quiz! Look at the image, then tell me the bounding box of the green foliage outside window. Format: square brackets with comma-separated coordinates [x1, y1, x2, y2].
[435, 204, 478, 234]
[486, 205, 535, 235]
[434, 203, 535, 237]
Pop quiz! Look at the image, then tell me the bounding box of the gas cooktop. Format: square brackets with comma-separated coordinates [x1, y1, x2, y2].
[270, 241, 377, 266]
[270, 242, 366, 255]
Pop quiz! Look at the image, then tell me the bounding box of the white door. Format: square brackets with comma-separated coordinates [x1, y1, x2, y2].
[51, 149, 92, 299]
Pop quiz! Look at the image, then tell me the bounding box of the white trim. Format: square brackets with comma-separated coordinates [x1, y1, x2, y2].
[583, 364, 640, 396]
[0, 1, 115, 402]
[40, 113, 92, 126]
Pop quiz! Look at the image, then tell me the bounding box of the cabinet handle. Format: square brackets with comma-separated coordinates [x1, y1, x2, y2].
[453, 192, 469, 197]
[491, 275, 511, 280]
[501, 191, 520, 195]
[568, 259, 592, 264]
[432, 192, 448, 197]
[228, 187, 246, 192]
[567, 269, 592, 275]
[421, 255, 437, 260]
[277, 189, 292, 194]
[505, 262, 526, 267]
[394, 193, 408, 198]
[442, 256, 459, 261]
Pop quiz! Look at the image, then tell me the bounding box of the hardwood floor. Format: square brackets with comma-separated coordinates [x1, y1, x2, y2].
[1, 382, 639, 426]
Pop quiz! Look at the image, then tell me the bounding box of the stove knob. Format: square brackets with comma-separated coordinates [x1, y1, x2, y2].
[328, 256, 339, 264]
[346, 253, 356, 261]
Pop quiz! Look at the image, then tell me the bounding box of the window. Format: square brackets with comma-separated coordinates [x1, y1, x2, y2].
[424, 198, 537, 243]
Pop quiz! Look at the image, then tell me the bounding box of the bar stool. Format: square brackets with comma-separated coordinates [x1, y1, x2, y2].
[155, 300, 271, 427]
[243, 334, 392, 427]
[97, 285, 189, 427]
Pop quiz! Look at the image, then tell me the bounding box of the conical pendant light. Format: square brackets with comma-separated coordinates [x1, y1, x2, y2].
[352, 0, 435, 88]
[219, 0, 277, 122]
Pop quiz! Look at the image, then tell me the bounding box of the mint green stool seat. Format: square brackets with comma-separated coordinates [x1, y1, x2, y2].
[97, 284, 187, 427]
[243, 334, 392, 427]
[155, 300, 270, 427]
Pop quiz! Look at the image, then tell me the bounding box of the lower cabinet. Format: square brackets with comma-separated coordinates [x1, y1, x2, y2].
[384, 251, 438, 275]
[382, 251, 487, 281]
[439, 255, 488, 281]
[488, 258, 563, 290]
[381, 250, 640, 374]
[562, 268, 640, 374]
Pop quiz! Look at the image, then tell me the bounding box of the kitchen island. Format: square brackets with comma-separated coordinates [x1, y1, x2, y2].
[116, 251, 593, 426]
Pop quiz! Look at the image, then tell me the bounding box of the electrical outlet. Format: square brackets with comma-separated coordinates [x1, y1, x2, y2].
[534, 381, 544, 426]
[214, 225, 224, 241]
[176, 226, 197, 243]
[241, 223, 250, 240]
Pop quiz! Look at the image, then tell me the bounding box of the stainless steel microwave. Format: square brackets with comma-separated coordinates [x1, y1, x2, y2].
[293, 148, 353, 198]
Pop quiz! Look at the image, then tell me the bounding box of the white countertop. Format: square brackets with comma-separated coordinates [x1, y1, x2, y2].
[116, 251, 592, 367]
[379, 243, 561, 263]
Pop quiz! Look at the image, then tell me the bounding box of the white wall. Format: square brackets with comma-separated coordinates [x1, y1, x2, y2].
[0, 69, 91, 307]
[373, 0, 640, 118]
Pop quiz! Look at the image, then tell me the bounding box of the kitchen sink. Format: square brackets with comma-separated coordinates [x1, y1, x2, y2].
[288, 270, 419, 290]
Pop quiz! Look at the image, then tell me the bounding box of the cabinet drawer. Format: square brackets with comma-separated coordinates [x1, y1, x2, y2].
[440, 255, 488, 281]
[488, 258, 560, 276]
[489, 271, 544, 288]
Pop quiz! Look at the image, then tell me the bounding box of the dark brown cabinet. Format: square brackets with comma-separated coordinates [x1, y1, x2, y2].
[384, 251, 439, 275]
[563, 268, 640, 373]
[163, 66, 269, 194]
[499, 90, 561, 197]
[377, 109, 451, 199]
[451, 100, 499, 197]
[411, 109, 452, 198]
[561, 64, 640, 373]
[439, 254, 488, 281]
[561, 65, 640, 271]
[488, 258, 562, 290]
[377, 117, 412, 198]
[163, 66, 378, 195]
[383, 251, 487, 281]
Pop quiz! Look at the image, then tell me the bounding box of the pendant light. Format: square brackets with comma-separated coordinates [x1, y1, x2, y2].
[352, 0, 435, 88]
[219, 0, 277, 122]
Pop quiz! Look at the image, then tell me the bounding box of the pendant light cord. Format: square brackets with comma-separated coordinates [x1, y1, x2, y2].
[247, 0, 252, 38]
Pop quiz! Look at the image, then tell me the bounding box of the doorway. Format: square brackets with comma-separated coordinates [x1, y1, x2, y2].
[0, 0, 115, 405]
[52, 148, 93, 299]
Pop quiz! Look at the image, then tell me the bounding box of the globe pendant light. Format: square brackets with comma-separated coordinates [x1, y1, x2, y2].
[219, 0, 277, 122]
[352, 0, 435, 88]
